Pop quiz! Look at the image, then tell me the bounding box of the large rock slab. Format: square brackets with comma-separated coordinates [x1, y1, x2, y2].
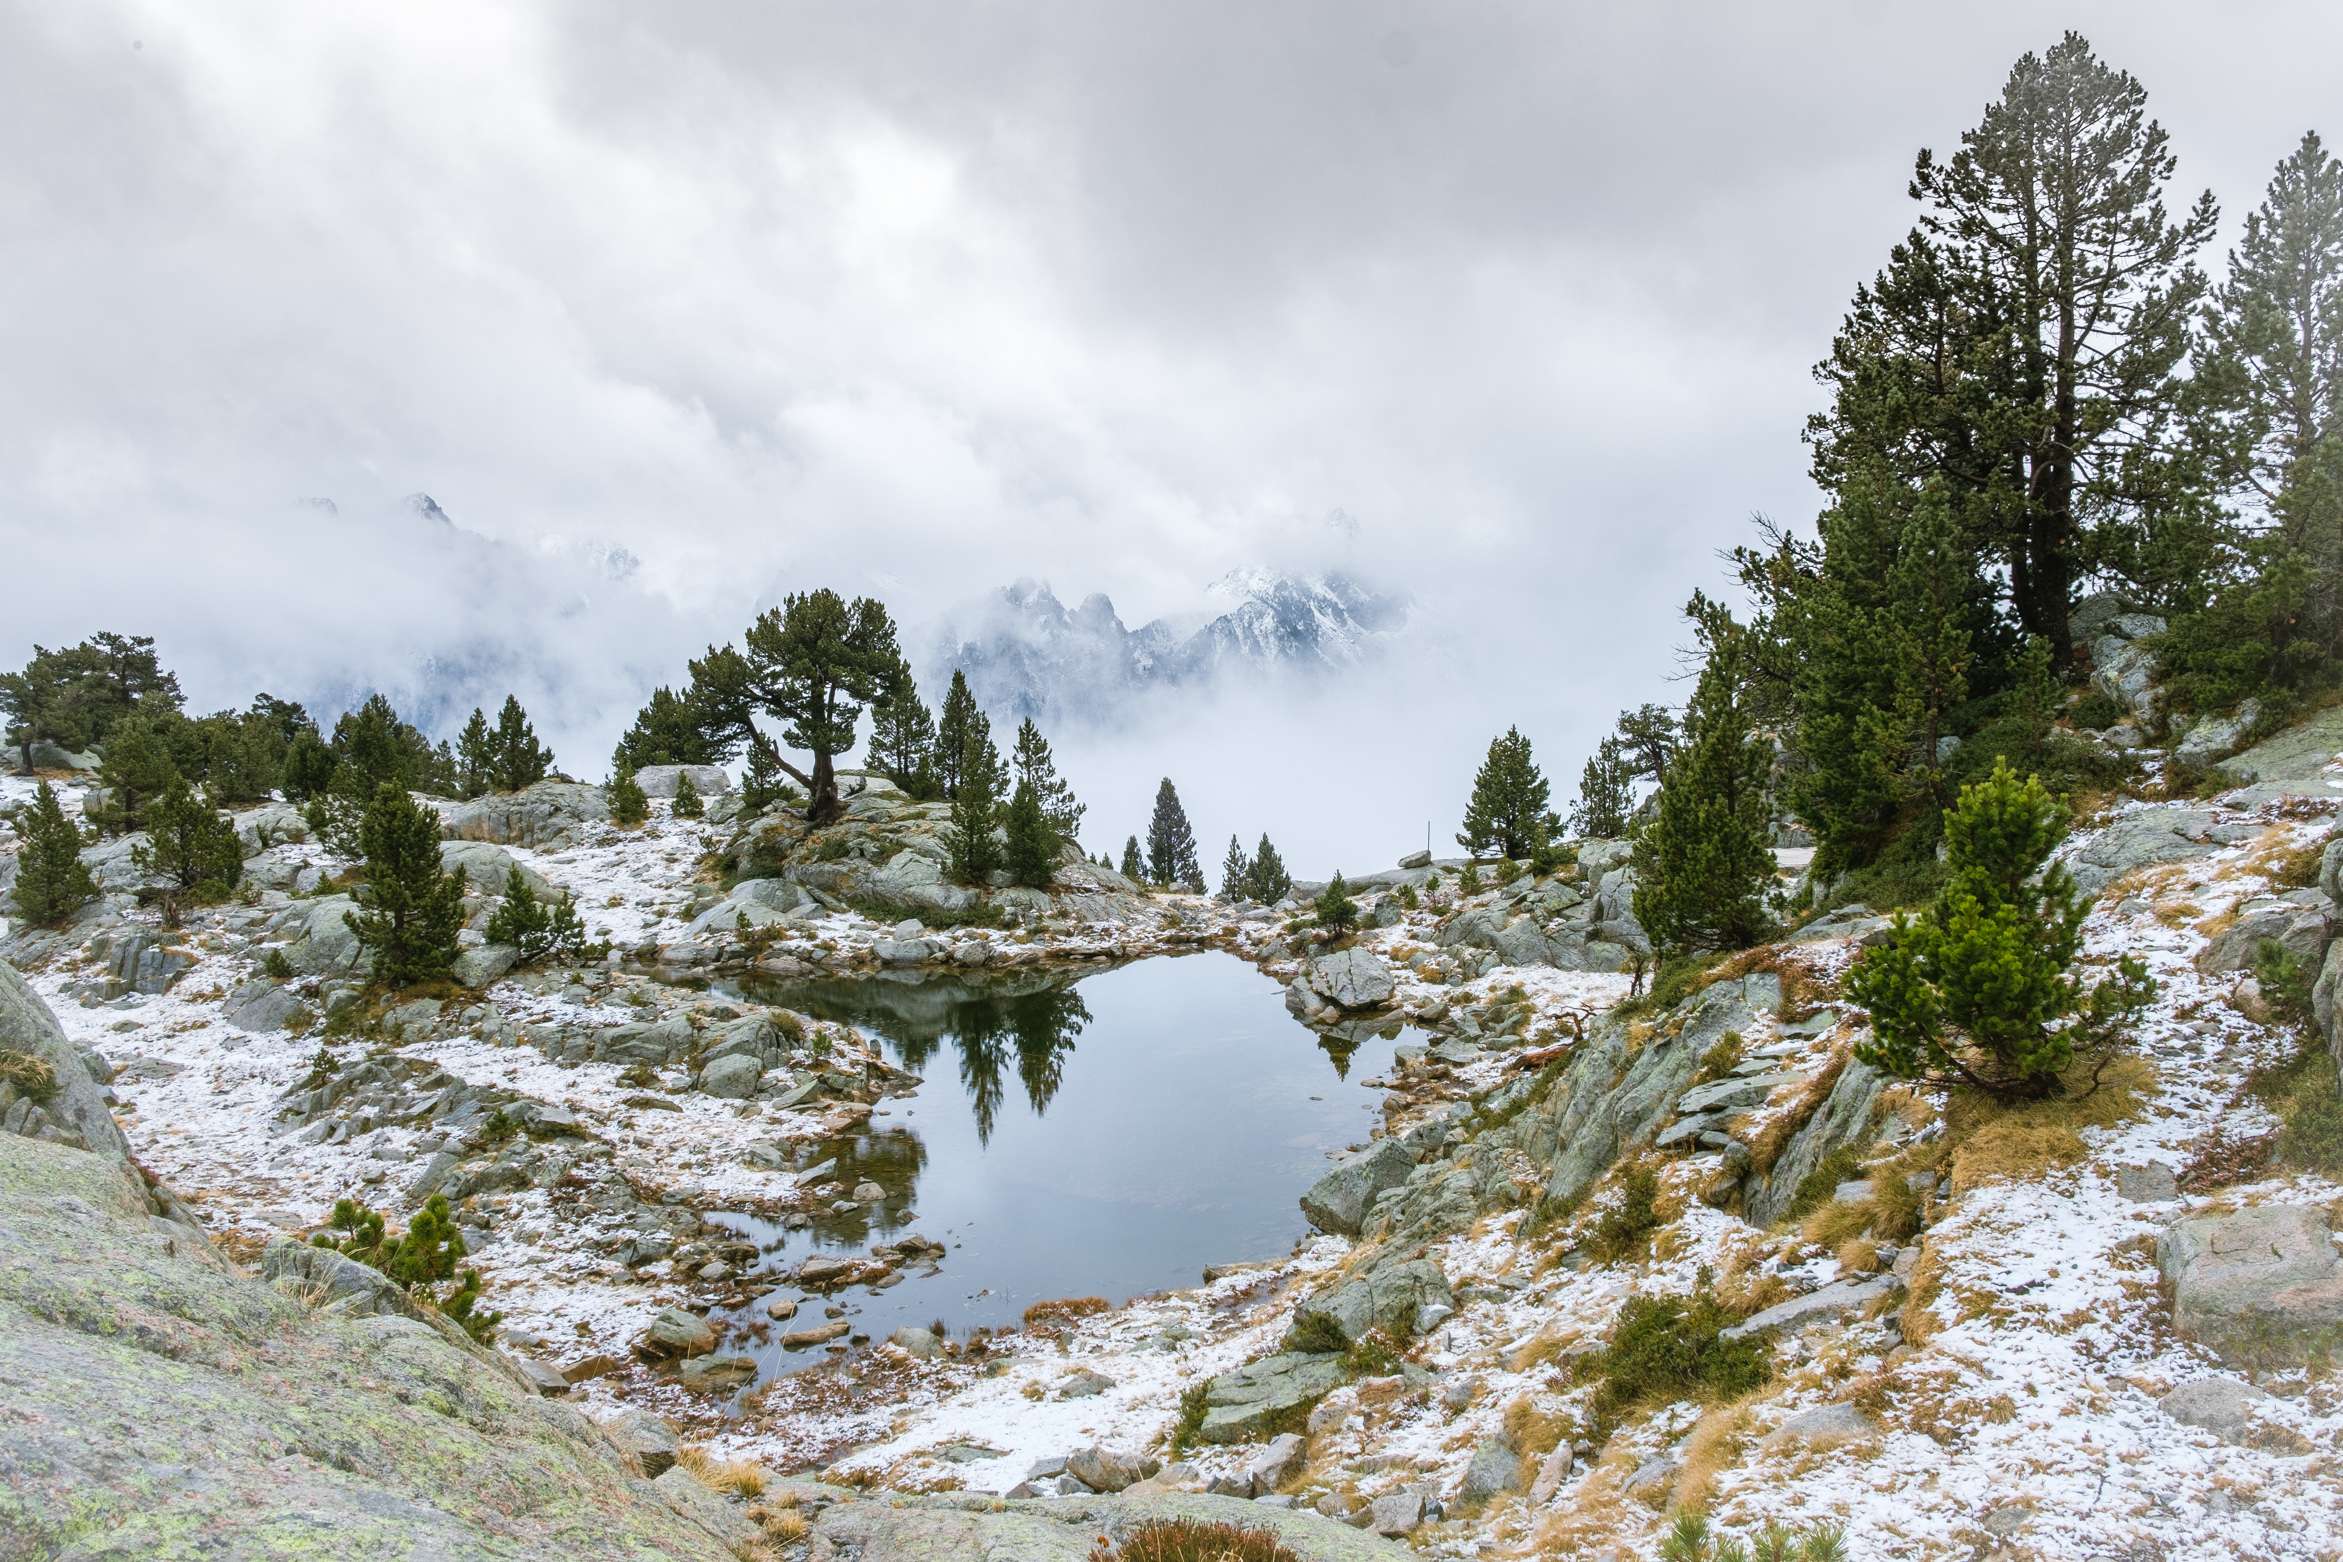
[810, 1488, 1412, 1560]
[2219, 706, 2343, 797]
[438, 839, 558, 899]
[1195, 1352, 1352, 1444]
[0, 1134, 734, 1560]
[635, 764, 731, 799]
[1303, 947, 1396, 1011]
[2064, 807, 2232, 895]
[442, 780, 610, 850]
[2158, 1205, 2343, 1363]
[1289, 1259, 1452, 1348]
[0, 960, 131, 1159]
[1300, 1137, 1416, 1236]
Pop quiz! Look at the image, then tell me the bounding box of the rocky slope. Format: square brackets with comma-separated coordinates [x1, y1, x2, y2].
[8, 708, 2343, 1558]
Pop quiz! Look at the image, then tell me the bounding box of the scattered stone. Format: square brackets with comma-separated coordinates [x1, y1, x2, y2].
[2158, 1205, 2343, 1364]
[601, 1408, 681, 1477]
[636, 1306, 716, 1361]
[2115, 1162, 2180, 1204]
[2160, 1376, 2273, 1441]
[1064, 1445, 1160, 1493]
[1458, 1437, 1520, 1503]
[1366, 1490, 1424, 1536]
[1765, 1402, 1876, 1446]
[1243, 1433, 1306, 1495]
[780, 1319, 852, 1350]
[1723, 1275, 1899, 1339]
[1300, 1138, 1417, 1237]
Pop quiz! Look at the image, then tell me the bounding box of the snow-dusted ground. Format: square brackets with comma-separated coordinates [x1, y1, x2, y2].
[13, 766, 2343, 1557]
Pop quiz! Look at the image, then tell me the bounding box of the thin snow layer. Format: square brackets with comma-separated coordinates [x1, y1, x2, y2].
[495, 801, 718, 948]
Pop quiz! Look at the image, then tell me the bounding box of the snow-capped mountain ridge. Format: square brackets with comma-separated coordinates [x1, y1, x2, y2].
[932, 569, 1407, 726]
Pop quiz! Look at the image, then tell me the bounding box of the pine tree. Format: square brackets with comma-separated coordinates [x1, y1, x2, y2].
[1571, 737, 1635, 838]
[89, 710, 181, 835]
[1, 644, 101, 771]
[1850, 761, 2154, 1098]
[2166, 131, 2343, 699]
[1219, 834, 1252, 899]
[133, 775, 242, 900]
[1118, 835, 1145, 882]
[740, 736, 786, 813]
[344, 782, 465, 988]
[281, 729, 338, 802]
[489, 695, 553, 792]
[7, 781, 95, 927]
[454, 708, 495, 799]
[1010, 718, 1085, 839]
[1631, 598, 1776, 954]
[1813, 33, 2217, 662]
[484, 865, 599, 966]
[1613, 704, 1680, 788]
[1002, 780, 1056, 888]
[671, 771, 704, 818]
[607, 763, 649, 826]
[1457, 726, 1554, 859]
[869, 661, 941, 799]
[1246, 834, 1292, 903]
[735, 590, 903, 822]
[946, 721, 1004, 884]
[1145, 779, 1201, 889]
[934, 670, 980, 799]
[613, 686, 712, 771]
[1314, 871, 1359, 936]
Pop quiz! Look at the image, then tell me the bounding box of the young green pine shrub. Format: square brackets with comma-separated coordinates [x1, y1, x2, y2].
[483, 866, 603, 966]
[1577, 1286, 1771, 1443]
[1313, 872, 1359, 936]
[6, 781, 96, 927]
[312, 1193, 501, 1343]
[1849, 760, 2155, 1099]
[1458, 862, 1482, 897]
[1396, 884, 1420, 911]
[607, 764, 650, 826]
[671, 771, 704, 819]
[343, 782, 466, 989]
[1660, 1510, 1849, 1562]
[262, 946, 296, 981]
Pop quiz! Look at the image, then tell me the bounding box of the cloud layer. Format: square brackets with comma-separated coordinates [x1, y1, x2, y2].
[5, 2, 2338, 865]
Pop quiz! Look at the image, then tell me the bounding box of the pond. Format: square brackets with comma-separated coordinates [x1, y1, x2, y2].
[703, 951, 1414, 1380]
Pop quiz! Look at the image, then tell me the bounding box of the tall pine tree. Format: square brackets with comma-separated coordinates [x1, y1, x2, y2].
[946, 719, 1005, 883]
[7, 782, 95, 927]
[1631, 597, 1776, 954]
[1010, 718, 1084, 839]
[1145, 779, 1201, 889]
[132, 775, 242, 900]
[454, 709, 495, 800]
[1118, 835, 1145, 883]
[1246, 834, 1293, 903]
[344, 782, 466, 988]
[869, 660, 940, 799]
[1570, 737, 1635, 838]
[88, 711, 180, 836]
[1219, 834, 1252, 899]
[489, 695, 553, 792]
[934, 670, 980, 800]
[1457, 726, 1553, 859]
[1002, 780, 1056, 888]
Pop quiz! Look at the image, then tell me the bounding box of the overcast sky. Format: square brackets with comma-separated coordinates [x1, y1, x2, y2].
[5, 2, 2339, 867]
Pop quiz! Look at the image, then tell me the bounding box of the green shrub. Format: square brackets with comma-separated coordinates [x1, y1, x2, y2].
[2254, 939, 2316, 1029]
[1458, 862, 1482, 896]
[484, 866, 605, 968]
[1586, 1165, 1664, 1261]
[1850, 761, 2154, 1099]
[671, 772, 704, 819]
[1341, 1328, 1404, 1377]
[1660, 1510, 1849, 1562]
[1396, 885, 1420, 911]
[312, 1194, 502, 1343]
[262, 947, 296, 981]
[1285, 1309, 1350, 1356]
[2068, 689, 2125, 731]
[608, 764, 649, 826]
[1313, 872, 1358, 936]
[1168, 1381, 1210, 1455]
[1577, 1286, 1771, 1442]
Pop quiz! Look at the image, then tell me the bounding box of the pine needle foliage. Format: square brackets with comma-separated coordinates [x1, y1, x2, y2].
[1849, 759, 2155, 1099]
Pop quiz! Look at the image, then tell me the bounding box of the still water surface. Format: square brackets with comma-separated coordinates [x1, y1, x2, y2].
[706, 951, 1411, 1377]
